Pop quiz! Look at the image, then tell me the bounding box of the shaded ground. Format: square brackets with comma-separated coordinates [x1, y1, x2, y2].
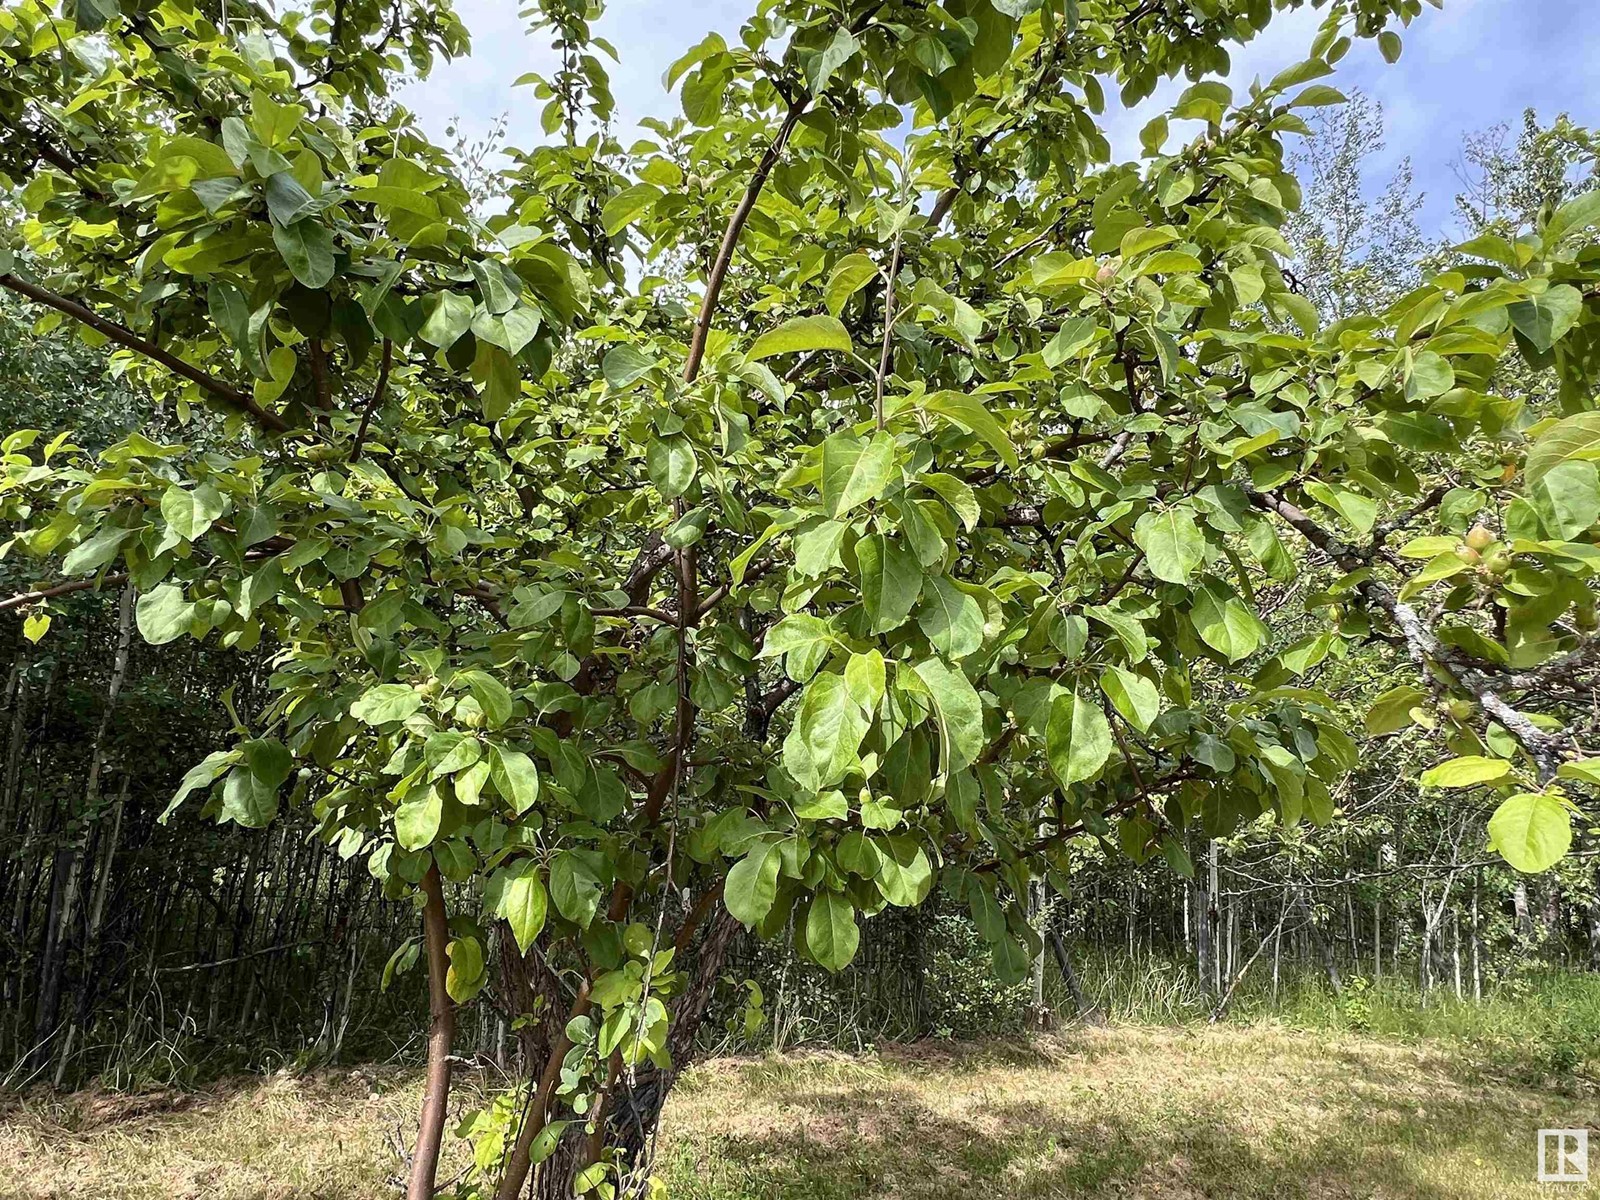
[3, 1025, 1596, 1198]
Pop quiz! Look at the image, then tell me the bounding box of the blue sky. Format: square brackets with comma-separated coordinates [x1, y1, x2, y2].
[404, 0, 1600, 239]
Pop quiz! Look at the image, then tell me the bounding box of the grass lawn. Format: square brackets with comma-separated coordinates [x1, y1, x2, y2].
[2, 1024, 1596, 1199]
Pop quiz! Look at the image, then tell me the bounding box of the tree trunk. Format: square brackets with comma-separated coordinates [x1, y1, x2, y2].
[1471, 878, 1483, 999]
[1297, 896, 1341, 996]
[57, 772, 130, 1082]
[1026, 879, 1052, 1031]
[406, 864, 455, 1200]
[530, 908, 741, 1200]
[1513, 879, 1532, 939]
[1451, 911, 1462, 1000]
[1373, 894, 1381, 980]
[1046, 928, 1102, 1025]
[33, 588, 134, 1078]
[1586, 892, 1600, 973]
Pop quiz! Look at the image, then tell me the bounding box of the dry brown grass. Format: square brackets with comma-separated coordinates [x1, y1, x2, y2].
[2, 1026, 1596, 1199]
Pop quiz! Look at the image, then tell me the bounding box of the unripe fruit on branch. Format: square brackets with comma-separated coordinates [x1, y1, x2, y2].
[1464, 524, 1495, 552]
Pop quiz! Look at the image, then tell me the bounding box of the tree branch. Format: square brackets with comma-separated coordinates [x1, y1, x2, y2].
[1244, 484, 1569, 781]
[350, 338, 392, 462]
[0, 273, 289, 433]
[682, 101, 809, 384]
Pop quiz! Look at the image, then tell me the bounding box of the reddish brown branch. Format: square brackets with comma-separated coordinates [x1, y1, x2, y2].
[682, 101, 808, 384]
[406, 864, 455, 1200]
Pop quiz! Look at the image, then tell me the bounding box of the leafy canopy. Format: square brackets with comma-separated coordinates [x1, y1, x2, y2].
[4, 0, 1600, 1186]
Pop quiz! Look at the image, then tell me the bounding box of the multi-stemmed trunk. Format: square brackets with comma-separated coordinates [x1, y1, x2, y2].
[507, 909, 740, 1200]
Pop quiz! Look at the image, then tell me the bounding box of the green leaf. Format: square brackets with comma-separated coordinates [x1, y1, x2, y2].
[1041, 316, 1098, 366]
[1190, 581, 1267, 662]
[264, 170, 316, 226]
[136, 584, 196, 645]
[549, 849, 603, 927]
[782, 672, 869, 792]
[1047, 690, 1112, 785]
[600, 183, 662, 235]
[1365, 685, 1427, 735]
[419, 291, 474, 349]
[395, 783, 443, 850]
[875, 836, 933, 907]
[272, 219, 334, 289]
[920, 473, 979, 530]
[917, 577, 984, 659]
[1420, 755, 1511, 790]
[529, 1120, 572, 1167]
[804, 891, 860, 971]
[680, 62, 729, 125]
[844, 650, 886, 713]
[920, 391, 1019, 471]
[821, 431, 896, 517]
[160, 482, 228, 542]
[747, 314, 852, 361]
[1528, 460, 1599, 540]
[1509, 284, 1582, 352]
[471, 307, 540, 356]
[22, 613, 50, 643]
[1526, 412, 1600, 486]
[824, 253, 878, 316]
[1558, 758, 1600, 786]
[242, 737, 293, 792]
[1304, 481, 1377, 536]
[162, 750, 238, 823]
[351, 684, 423, 726]
[756, 613, 837, 682]
[602, 344, 654, 390]
[446, 936, 486, 1003]
[1133, 506, 1205, 584]
[486, 859, 547, 953]
[854, 534, 921, 634]
[489, 745, 540, 814]
[646, 433, 697, 499]
[460, 670, 513, 729]
[725, 843, 781, 927]
[808, 26, 859, 92]
[1487, 793, 1571, 873]
[1101, 667, 1160, 733]
[793, 518, 849, 577]
[220, 763, 280, 828]
[1405, 351, 1454, 400]
[1290, 84, 1346, 108]
[62, 526, 133, 575]
[911, 658, 984, 774]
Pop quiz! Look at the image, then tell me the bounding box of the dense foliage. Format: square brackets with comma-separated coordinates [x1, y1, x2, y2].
[4, 0, 1600, 1196]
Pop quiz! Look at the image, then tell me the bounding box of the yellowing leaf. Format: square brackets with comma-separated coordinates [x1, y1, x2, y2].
[747, 314, 852, 361]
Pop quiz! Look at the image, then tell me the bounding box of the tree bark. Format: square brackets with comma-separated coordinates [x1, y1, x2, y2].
[1297, 895, 1342, 996]
[1046, 928, 1102, 1025]
[407, 864, 454, 1200]
[33, 588, 133, 1078]
[1026, 879, 1053, 1031]
[1587, 892, 1600, 973]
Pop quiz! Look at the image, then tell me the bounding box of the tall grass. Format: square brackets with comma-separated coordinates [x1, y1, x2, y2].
[1068, 947, 1600, 1084]
[715, 926, 1600, 1088]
